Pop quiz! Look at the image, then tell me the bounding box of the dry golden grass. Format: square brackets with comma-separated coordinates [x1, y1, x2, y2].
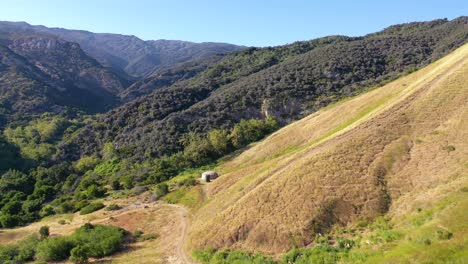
[189, 44, 468, 254]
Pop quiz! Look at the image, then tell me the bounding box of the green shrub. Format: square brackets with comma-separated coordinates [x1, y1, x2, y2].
[436, 229, 453, 240]
[182, 178, 197, 187]
[106, 204, 121, 211]
[35, 237, 74, 261]
[74, 156, 100, 173]
[79, 202, 105, 215]
[16, 235, 40, 262]
[70, 245, 90, 264]
[39, 226, 50, 240]
[154, 183, 169, 198]
[0, 235, 39, 263]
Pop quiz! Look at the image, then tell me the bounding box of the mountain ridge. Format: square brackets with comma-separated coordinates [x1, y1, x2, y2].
[0, 21, 245, 78]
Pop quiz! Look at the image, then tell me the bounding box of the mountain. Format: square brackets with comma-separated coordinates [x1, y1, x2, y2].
[0, 25, 128, 122]
[60, 17, 468, 161]
[189, 42, 468, 258]
[119, 54, 225, 102]
[1, 21, 245, 78]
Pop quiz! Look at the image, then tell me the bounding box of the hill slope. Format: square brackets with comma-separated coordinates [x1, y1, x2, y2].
[188, 43, 468, 256]
[0, 24, 129, 120]
[62, 17, 468, 161]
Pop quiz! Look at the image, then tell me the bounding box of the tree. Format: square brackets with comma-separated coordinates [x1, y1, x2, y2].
[208, 129, 230, 155]
[39, 226, 50, 240]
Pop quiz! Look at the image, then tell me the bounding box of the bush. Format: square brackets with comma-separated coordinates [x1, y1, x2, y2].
[79, 202, 105, 215]
[74, 156, 100, 173]
[182, 178, 197, 187]
[436, 229, 453, 240]
[154, 183, 169, 198]
[0, 235, 39, 263]
[70, 245, 90, 264]
[72, 224, 126, 258]
[111, 180, 121, 190]
[35, 237, 74, 261]
[39, 226, 50, 240]
[106, 204, 121, 211]
[16, 235, 40, 262]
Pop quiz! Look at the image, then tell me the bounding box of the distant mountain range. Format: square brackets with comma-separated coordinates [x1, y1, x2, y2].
[0, 21, 245, 123]
[0, 21, 244, 78]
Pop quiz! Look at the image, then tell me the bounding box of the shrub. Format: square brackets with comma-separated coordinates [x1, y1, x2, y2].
[39, 205, 55, 218]
[111, 180, 121, 190]
[182, 178, 197, 187]
[72, 224, 126, 258]
[106, 204, 121, 211]
[436, 229, 453, 240]
[74, 156, 100, 173]
[0, 235, 39, 263]
[39, 226, 50, 240]
[79, 202, 105, 215]
[35, 237, 74, 261]
[70, 245, 90, 264]
[16, 235, 40, 262]
[154, 183, 169, 198]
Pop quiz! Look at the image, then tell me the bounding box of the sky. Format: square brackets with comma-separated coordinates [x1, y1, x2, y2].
[1, 0, 467, 47]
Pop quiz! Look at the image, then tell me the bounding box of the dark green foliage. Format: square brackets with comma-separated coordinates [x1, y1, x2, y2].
[70, 245, 90, 264]
[154, 183, 169, 198]
[35, 237, 75, 262]
[0, 235, 39, 263]
[111, 179, 122, 190]
[0, 135, 23, 173]
[31, 223, 126, 263]
[79, 202, 105, 215]
[39, 226, 50, 240]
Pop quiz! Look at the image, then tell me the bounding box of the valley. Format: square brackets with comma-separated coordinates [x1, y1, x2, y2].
[0, 15, 466, 264]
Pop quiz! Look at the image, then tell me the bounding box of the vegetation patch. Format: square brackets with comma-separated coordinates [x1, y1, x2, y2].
[0, 223, 127, 264]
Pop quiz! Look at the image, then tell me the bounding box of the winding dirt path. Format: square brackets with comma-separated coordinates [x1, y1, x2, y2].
[166, 204, 198, 264]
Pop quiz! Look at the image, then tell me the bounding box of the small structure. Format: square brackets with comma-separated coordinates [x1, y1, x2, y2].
[201, 171, 219, 182]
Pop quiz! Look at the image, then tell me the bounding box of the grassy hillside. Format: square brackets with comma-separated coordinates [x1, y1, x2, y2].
[188, 42, 468, 261]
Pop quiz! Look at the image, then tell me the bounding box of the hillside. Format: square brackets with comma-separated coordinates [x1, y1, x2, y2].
[0, 21, 245, 78]
[188, 41, 468, 263]
[0, 25, 129, 121]
[61, 17, 468, 161]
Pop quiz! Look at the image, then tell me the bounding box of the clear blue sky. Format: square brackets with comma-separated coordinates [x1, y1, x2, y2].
[1, 0, 466, 46]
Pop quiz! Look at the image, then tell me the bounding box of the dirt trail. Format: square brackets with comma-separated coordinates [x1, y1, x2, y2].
[166, 204, 198, 264]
